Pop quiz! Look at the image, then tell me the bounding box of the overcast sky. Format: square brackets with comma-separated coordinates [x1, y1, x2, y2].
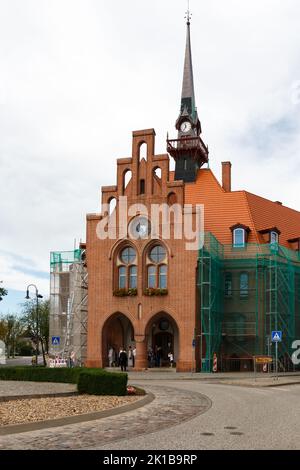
[0, 0, 300, 314]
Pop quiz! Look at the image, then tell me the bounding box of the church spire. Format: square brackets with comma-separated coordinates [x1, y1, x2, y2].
[175, 5, 201, 136]
[167, 5, 209, 183]
[181, 5, 197, 122]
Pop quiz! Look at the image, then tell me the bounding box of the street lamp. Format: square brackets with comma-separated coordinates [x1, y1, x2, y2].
[25, 284, 43, 366]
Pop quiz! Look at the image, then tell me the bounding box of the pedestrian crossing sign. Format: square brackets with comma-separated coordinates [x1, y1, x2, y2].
[52, 336, 60, 346]
[271, 331, 282, 343]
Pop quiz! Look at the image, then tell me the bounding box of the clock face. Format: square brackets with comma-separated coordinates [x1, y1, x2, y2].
[180, 121, 192, 133]
[129, 216, 150, 240]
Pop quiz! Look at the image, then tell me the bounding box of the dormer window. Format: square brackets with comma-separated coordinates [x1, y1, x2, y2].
[288, 237, 300, 252]
[230, 224, 251, 248]
[234, 229, 245, 247]
[270, 231, 279, 245]
[259, 227, 281, 245]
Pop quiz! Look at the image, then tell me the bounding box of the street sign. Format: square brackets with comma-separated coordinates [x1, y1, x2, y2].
[255, 356, 273, 364]
[52, 336, 60, 346]
[271, 331, 282, 343]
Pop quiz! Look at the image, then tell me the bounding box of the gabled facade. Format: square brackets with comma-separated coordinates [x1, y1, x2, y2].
[83, 14, 300, 372]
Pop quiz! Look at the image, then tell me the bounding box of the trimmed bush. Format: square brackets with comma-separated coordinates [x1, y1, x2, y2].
[78, 369, 128, 396]
[0, 366, 83, 384]
[0, 367, 128, 396]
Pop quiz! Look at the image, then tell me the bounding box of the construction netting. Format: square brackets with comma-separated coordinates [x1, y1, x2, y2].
[198, 233, 300, 372]
[49, 250, 87, 365]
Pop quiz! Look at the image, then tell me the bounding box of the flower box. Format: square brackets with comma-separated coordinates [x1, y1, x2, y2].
[113, 288, 137, 297]
[143, 288, 168, 297]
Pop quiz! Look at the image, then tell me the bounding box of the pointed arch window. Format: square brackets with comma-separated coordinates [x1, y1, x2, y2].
[140, 179, 145, 195]
[146, 244, 168, 291]
[117, 247, 137, 290]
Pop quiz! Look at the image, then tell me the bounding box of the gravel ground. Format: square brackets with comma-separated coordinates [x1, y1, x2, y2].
[0, 395, 139, 426]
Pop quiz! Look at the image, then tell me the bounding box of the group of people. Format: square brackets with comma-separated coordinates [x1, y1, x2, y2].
[108, 345, 136, 372]
[45, 351, 76, 368]
[108, 345, 175, 371]
[147, 346, 174, 368]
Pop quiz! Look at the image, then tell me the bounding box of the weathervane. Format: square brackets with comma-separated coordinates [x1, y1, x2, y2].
[185, 0, 192, 25]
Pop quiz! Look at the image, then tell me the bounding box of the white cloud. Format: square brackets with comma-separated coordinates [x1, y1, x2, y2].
[0, 0, 300, 306]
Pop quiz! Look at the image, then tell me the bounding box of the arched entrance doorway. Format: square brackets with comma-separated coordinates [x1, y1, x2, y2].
[145, 312, 179, 368]
[102, 313, 134, 367]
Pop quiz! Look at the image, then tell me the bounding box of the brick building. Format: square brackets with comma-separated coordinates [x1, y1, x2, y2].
[50, 15, 300, 372]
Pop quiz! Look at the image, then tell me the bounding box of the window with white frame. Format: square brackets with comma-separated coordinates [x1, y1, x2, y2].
[270, 231, 279, 245]
[233, 228, 245, 247]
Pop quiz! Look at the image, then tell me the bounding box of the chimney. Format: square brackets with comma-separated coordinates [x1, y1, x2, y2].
[222, 162, 232, 192]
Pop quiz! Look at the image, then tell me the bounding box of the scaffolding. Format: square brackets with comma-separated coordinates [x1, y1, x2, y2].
[198, 233, 224, 372]
[49, 249, 88, 365]
[198, 233, 300, 372]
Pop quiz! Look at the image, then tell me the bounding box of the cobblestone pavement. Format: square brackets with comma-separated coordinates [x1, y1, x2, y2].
[0, 385, 211, 450]
[0, 381, 76, 397]
[100, 381, 300, 450]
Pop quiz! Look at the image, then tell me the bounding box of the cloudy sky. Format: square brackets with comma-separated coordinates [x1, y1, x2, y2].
[0, 0, 300, 314]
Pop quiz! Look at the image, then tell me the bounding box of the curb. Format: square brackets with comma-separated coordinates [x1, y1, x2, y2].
[214, 380, 300, 388]
[0, 393, 154, 436]
[0, 392, 78, 402]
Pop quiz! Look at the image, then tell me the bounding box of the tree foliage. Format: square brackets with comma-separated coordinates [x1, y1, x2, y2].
[0, 314, 25, 357]
[0, 285, 8, 301]
[21, 298, 50, 365]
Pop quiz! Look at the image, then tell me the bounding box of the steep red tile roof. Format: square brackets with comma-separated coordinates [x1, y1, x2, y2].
[181, 168, 300, 248]
[245, 192, 300, 247]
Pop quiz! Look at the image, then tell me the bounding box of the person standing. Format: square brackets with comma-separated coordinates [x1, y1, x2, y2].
[69, 351, 76, 368]
[132, 346, 136, 368]
[108, 346, 114, 367]
[119, 348, 128, 372]
[168, 352, 174, 368]
[128, 346, 133, 367]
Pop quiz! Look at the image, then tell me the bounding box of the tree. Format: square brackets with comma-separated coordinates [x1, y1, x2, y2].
[0, 314, 25, 358]
[0, 283, 8, 302]
[0, 317, 8, 341]
[21, 298, 49, 366]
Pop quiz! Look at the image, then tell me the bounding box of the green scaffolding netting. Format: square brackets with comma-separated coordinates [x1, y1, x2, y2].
[198, 233, 300, 372]
[50, 250, 83, 272]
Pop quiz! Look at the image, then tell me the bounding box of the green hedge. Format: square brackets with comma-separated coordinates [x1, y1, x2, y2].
[0, 367, 83, 384]
[0, 367, 128, 395]
[78, 369, 127, 396]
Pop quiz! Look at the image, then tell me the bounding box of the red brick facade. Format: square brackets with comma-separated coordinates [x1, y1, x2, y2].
[86, 129, 199, 371]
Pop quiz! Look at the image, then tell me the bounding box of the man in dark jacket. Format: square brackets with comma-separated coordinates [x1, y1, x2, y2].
[119, 348, 128, 372]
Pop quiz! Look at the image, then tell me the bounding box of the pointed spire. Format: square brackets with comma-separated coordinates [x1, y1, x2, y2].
[181, 4, 196, 120]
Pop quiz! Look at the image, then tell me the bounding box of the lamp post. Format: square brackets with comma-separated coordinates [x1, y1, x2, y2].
[25, 284, 43, 366]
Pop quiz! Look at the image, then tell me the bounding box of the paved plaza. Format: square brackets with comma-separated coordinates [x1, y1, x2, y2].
[1, 373, 300, 450]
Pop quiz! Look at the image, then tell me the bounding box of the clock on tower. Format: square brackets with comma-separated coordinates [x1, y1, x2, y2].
[167, 10, 209, 183]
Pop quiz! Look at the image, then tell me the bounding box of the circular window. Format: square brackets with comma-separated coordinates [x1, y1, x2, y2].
[159, 319, 169, 331]
[120, 247, 136, 264]
[149, 245, 166, 263]
[129, 216, 151, 240]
